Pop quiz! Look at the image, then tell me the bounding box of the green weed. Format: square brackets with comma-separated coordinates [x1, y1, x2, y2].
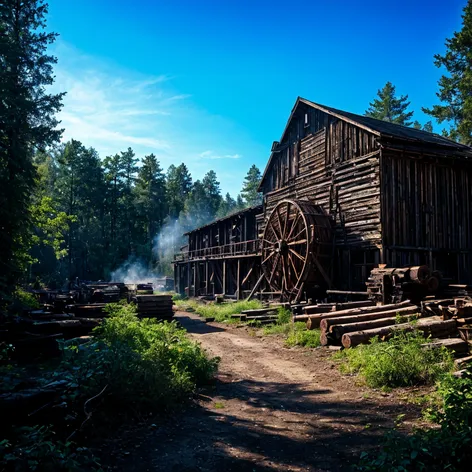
[263, 320, 321, 348]
[337, 331, 454, 389]
[175, 299, 262, 322]
[356, 369, 472, 471]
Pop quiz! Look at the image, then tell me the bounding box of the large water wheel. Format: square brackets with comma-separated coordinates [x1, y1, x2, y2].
[261, 200, 333, 302]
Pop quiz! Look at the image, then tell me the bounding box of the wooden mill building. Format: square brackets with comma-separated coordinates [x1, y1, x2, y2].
[174, 97, 472, 301]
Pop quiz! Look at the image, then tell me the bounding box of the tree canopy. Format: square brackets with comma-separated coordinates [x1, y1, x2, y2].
[423, 1, 472, 144]
[365, 82, 414, 126]
[0, 0, 64, 292]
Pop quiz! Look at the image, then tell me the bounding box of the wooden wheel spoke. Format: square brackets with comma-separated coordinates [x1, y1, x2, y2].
[287, 239, 307, 246]
[268, 220, 281, 240]
[283, 202, 291, 238]
[289, 227, 306, 243]
[262, 250, 275, 265]
[281, 254, 287, 292]
[286, 213, 300, 240]
[289, 248, 305, 262]
[268, 253, 279, 284]
[276, 206, 284, 239]
[288, 252, 300, 280]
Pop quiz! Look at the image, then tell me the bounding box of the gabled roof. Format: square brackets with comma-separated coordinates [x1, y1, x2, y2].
[259, 97, 471, 190]
[184, 204, 263, 235]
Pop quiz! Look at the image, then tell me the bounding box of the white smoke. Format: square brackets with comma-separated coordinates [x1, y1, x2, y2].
[110, 259, 164, 289]
[153, 219, 186, 263]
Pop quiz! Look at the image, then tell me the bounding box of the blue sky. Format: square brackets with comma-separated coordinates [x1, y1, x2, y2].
[47, 0, 465, 195]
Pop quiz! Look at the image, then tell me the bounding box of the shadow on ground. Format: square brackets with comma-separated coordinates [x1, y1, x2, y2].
[103, 313, 419, 471]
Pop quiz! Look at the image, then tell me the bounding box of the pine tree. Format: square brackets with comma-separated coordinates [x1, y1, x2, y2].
[365, 82, 414, 126]
[183, 180, 212, 227]
[134, 154, 166, 262]
[202, 170, 221, 220]
[166, 163, 192, 218]
[241, 165, 262, 206]
[423, 1, 472, 144]
[0, 0, 64, 289]
[413, 120, 434, 133]
[216, 193, 237, 218]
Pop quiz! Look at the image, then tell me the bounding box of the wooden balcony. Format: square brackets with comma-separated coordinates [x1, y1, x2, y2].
[174, 239, 261, 262]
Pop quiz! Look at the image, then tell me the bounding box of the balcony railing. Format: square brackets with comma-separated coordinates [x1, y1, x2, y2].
[174, 239, 261, 262]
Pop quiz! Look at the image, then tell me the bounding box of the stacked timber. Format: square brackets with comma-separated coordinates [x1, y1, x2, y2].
[366, 265, 441, 305]
[131, 294, 174, 320]
[341, 318, 457, 348]
[319, 305, 420, 345]
[70, 304, 107, 318]
[136, 283, 154, 295]
[233, 307, 279, 324]
[295, 300, 414, 328]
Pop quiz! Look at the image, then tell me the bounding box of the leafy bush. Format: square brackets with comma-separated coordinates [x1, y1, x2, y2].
[62, 304, 219, 410]
[336, 331, 454, 389]
[0, 426, 100, 471]
[12, 287, 40, 310]
[276, 306, 291, 324]
[356, 369, 472, 471]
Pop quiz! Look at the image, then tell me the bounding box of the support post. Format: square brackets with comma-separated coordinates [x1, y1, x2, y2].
[222, 260, 226, 296]
[236, 259, 241, 300]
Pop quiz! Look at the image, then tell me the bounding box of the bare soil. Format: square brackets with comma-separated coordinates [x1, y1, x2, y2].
[106, 312, 427, 471]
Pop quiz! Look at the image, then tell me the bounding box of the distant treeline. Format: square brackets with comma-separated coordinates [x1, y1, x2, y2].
[30, 141, 262, 286]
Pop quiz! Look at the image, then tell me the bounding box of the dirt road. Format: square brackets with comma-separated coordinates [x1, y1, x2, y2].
[110, 312, 423, 471]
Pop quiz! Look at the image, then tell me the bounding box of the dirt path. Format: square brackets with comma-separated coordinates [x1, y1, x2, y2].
[109, 313, 424, 471]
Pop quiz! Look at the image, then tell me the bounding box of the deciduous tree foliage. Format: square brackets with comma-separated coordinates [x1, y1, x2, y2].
[423, 0, 472, 144]
[0, 0, 64, 291]
[365, 82, 414, 126]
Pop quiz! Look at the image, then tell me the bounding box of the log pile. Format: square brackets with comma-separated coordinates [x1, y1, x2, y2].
[232, 307, 279, 324]
[131, 294, 174, 320]
[366, 265, 442, 305]
[298, 293, 470, 356]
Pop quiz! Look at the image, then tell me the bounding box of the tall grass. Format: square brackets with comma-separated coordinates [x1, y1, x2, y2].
[336, 331, 454, 388]
[174, 299, 262, 322]
[263, 308, 322, 348]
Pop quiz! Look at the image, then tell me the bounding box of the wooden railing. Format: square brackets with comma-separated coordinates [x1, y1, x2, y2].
[174, 239, 261, 262]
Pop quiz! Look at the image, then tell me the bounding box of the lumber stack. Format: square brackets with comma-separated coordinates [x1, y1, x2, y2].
[319, 305, 420, 345]
[341, 318, 457, 348]
[366, 265, 441, 305]
[233, 307, 279, 323]
[297, 300, 414, 329]
[132, 294, 174, 320]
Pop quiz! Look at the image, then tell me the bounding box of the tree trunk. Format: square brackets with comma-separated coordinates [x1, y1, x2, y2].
[341, 319, 457, 348]
[320, 306, 419, 331]
[302, 300, 414, 329]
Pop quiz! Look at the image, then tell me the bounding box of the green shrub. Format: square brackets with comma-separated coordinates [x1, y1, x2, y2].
[0, 426, 100, 471]
[356, 369, 472, 471]
[276, 306, 291, 324]
[337, 331, 454, 389]
[61, 304, 219, 411]
[12, 288, 40, 310]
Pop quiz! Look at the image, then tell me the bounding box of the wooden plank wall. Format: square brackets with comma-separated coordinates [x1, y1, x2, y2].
[260, 107, 382, 289]
[262, 108, 382, 250]
[381, 148, 472, 283]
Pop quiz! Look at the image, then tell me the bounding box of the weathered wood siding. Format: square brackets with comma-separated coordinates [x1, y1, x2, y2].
[381, 148, 472, 282]
[260, 105, 382, 289]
